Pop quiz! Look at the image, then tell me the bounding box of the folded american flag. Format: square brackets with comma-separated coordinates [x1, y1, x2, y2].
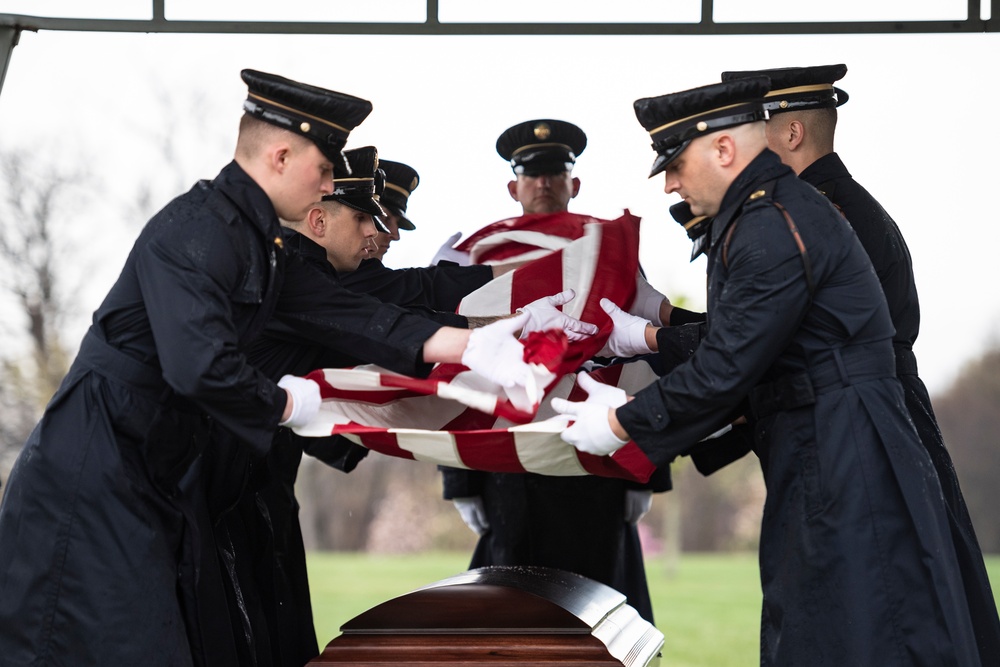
[292, 211, 657, 483]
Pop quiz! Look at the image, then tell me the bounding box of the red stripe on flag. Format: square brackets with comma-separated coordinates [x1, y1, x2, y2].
[453, 431, 527, 474]
[378, 373, 443, 394]
[575, 444, 656, 482]
[606, 442, 656, 481]
[440, 407, 498, 432]
[294, 209, 658, 484]
[355, 431, 417, 461]
[457, 212, 592, 252]
[509, 246, 563, 313]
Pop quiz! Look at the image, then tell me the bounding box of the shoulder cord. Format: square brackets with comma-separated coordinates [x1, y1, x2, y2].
[722, 200, 816, 299]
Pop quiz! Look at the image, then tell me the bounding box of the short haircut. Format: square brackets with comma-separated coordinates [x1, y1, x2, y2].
[235, 113, 309, 160]
[804, 107, 838, 141]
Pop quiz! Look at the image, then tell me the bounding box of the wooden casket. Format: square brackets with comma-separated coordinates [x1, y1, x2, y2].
[309, 565, 663, 666]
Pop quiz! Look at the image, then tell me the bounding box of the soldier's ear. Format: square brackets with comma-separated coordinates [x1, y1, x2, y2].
[714, 133, 738, 167]
[507, 180, 520, 202]
[271, 143, 293, 174]
[305, 206, 326, 236]
[788, 120, 806, 151]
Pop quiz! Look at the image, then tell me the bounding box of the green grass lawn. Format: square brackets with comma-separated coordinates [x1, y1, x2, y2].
[308, 552, 1000, 667]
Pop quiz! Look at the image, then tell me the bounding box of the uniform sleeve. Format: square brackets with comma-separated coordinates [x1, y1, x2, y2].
[656, 322, 707, 375]
[617, 207, 814, 467]
[136, 219, 285, 452]
[835, 187, 920, 348]
[668, 306, 707, 326]
[273, 253, 446, 378]
[625, 464, 673, 492]
[340, 260, 493, 313]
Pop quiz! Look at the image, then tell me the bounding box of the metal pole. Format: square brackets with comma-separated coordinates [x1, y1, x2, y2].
[0, 25, 20, 102]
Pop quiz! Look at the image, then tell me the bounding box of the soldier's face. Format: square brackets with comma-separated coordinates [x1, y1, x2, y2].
[662, 137, 724, 217]
[507, 171, 580, 214]
[281, 142, 335, 221]
[321, 204, 379, 272]
[371, 211, 401, 260]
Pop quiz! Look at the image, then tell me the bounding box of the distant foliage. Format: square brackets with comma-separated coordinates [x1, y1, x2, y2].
[933, 344, 1000, 553]
[0, 148, 88, 492]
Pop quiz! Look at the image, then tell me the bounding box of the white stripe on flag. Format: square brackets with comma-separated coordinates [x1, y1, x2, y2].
[510, 419, 588, 475]
[389, 429, 464, 467]
[560, 222, 602, 320]
[469, 229, 575, 262]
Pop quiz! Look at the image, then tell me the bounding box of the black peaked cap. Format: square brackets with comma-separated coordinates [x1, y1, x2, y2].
[496, 119, 587, 176]
[721, 64, 848, 114]
[670, 200, 713, 261]
[241, 69, 373, 173]
[669, 200, 711, 241]
[634, 77, 770, 177]
[378, 160, 419, 231]
[324, 146, 389, 233]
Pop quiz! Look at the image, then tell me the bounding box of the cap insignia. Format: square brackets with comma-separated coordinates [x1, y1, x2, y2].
[533, 123, 551, 140]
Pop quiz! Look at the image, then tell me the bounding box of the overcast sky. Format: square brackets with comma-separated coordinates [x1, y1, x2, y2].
[0, 2, 998, 395]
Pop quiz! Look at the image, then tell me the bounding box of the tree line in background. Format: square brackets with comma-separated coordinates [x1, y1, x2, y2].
[1, 146, 997, 555]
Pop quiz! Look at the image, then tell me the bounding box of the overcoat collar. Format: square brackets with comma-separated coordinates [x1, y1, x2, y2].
[706, 149, 791, 253]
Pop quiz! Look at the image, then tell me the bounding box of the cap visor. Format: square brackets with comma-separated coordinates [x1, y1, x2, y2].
[648, 140, 691, 178]
[396, 214, 415, 231]
[834, 86, 850, 107]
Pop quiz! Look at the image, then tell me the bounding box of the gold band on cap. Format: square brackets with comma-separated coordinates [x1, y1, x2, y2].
[763, 83, 833, 98]
[684, 216, 707, 231]
[384, 182, 411, 197]
[511, 142, 572, 157]
[333, 177, 375, 184]
[648, 102, 749, 139]
[248, 92, 350, 134]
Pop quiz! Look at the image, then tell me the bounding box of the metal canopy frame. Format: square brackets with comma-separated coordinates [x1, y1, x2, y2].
[1, 0, 998, 96]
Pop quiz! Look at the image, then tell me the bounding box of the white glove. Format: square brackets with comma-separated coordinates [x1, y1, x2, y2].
[430, 231, 471, 266]
[461, 312, 538, 405]
[453, 496, 490, 535]
[517, 289, 599, 342]
[277, 375, 322, 429]
[624, 489, 653, 524]
[575, 371, 627, 408]
[633, 273, 669, 326]
[551, 397, 629, 456]
[597, 298, 654, 358]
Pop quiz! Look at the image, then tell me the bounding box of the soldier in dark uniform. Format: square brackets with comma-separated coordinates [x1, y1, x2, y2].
[213, 145, 598, 667]
[718, 63, 1000, 662]
[0, 71, 542, 667]
[0, 69, 373, 667]
[205, 146, 403, 667]
[366, 158, 416, 261]
[553, 77, 981, 665]
[338, 158, 497, 314]
[439, 119, 666, 624]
